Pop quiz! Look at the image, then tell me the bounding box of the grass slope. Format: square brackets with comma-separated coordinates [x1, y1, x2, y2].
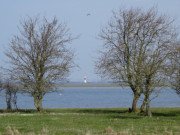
[0, 108, 180, 135]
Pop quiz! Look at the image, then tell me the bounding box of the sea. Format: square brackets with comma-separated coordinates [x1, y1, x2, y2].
[0, 87, 179, 109]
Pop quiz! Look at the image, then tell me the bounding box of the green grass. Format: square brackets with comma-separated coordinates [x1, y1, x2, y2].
[0, 108, 180, 135]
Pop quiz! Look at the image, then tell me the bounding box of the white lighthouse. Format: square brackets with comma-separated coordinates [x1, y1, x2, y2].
[84, 76, 87, 83]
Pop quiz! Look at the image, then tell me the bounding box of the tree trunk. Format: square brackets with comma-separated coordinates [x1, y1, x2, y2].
[6, 99, 12, 111]
[6, 90, 12, 111]
[34, 96, 43, 112]
[13, 93, 18, 110]
[140, 97, 146, 113]
[131, 93, 139, 112]
[146, 95, 152, 117]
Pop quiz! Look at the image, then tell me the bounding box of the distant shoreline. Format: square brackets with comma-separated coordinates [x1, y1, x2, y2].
[57, 84, 126, 87]
[57, 83, 169, 87]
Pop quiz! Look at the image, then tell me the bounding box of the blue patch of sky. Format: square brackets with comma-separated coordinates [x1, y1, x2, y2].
[0, 0, 179, 82]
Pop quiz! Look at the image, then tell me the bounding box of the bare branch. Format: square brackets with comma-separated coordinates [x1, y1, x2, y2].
[5, 16, 76, 111]
[95, 7, 178, 113]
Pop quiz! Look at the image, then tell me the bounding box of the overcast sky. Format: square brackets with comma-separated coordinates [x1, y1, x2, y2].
[0, 0, 180, 82]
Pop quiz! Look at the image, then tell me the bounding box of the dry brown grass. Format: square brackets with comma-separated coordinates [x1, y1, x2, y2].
[2, 126, 180, 135]
[83, 126, 180, 135]
[5, 126, 50, 135]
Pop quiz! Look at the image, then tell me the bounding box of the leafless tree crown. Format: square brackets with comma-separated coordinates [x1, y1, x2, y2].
[96, 7, 178, 113]
[168, 43, 180, 95]
[96, 7, 177, 86]
[6, 16, 75, 96]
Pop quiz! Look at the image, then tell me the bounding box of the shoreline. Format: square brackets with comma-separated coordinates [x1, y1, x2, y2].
[57, 84, 126, 87]
[57, 83, 169, 87]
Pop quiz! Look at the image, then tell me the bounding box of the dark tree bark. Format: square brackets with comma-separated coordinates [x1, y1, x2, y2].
[6, 89, 12, 111]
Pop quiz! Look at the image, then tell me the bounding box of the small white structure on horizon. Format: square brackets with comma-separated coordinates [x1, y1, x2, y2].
[84, 76, 87, 83]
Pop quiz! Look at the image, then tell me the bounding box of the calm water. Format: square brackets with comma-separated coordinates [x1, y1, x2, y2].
[0, 87, 179, 109]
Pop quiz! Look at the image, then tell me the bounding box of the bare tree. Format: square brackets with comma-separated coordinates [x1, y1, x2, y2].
[139, 45, 171, 117]
[168, 43, 180, 96]
[4, 81, 19, 111]
[96, 7, 178, 113]
[0, 74, 20, 111]
[6, 16, 76, 112]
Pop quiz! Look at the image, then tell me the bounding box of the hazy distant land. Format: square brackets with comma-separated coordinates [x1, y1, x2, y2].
[58, 83, 124, 87]
[57, 82, 168, 87]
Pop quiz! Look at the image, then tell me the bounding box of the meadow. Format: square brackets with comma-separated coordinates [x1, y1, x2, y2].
[0, 108, 180, 135]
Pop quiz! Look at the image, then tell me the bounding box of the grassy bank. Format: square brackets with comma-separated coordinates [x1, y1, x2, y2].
[0, 108, 180, 135]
